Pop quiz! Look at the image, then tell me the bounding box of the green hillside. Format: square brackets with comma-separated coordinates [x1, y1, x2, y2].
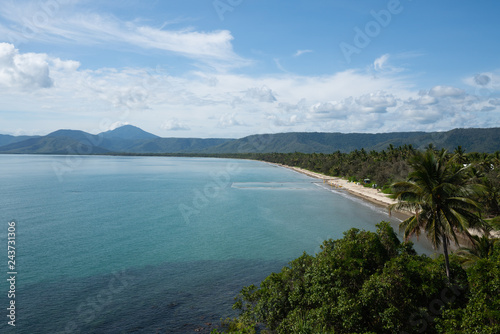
[207, 128, 500, 154]
[0, 126, 498, 154]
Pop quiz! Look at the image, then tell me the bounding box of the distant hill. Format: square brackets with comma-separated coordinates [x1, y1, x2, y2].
[100, 125, 160, 140]
[206, 132, 429, 154]
[206, 128, 500, 153]
[369, 128, 500, 153]
[0, 126, 233, 154]
[0, 126, 498, 154]
[0, 134, 38, 147]
[0, 136, 110, 154]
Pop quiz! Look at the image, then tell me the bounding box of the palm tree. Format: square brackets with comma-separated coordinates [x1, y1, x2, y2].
[389, 149, 485, 279]
[455, 234, 498, 268]
[454, 145, 467, 165]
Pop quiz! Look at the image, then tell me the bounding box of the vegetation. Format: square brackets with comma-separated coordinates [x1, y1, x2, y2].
[2, 126, 500, 154]
[213, 223, 499, 333]
[211, 146, 500, 333]
[249, 146, 499, 219]
[390, 149, 485, 279]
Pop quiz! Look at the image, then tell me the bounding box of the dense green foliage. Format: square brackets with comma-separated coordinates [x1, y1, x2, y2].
[253, 147, 500, 219]
[254, 146, 414, 187]
[214, 223, 499, 333]
[391, 149, 485, 279]
[211, 148, 500, 333]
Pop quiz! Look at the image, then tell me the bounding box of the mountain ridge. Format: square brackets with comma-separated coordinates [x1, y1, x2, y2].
[0, 126, 498, 154]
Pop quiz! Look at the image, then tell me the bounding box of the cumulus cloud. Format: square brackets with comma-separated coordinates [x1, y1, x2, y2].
[1, 40, 498, 136]
[354, 91, 397, 113]
[267, 114, 300, 127]
[306, 91, 396, 125]
[406, 94, 438, 106]
[428, 85, 465, 98]
[0, 43, 53, 89]
[218, 113, 243, 128]
[310, 101, 349, 119]
[51, 58, 80, 71]
[161, 119, 190, 131]
[107, 121, 130, 131]
[245, 86, 277, 103]
[398, 105, 442, 124]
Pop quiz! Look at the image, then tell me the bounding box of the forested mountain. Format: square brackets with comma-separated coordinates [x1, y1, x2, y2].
[207, 128, 500, 153]
[0, 126, 498, 154]
[0, 125, 232, 154]
[0, 134, 38, 147]
[100, 125, 160, 140]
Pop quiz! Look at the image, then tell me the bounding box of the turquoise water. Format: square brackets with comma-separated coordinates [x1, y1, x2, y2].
[0, 155, 432, 333]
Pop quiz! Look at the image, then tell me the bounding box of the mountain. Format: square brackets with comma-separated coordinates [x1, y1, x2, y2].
[369, 128, 500, 153]
[206, 128, 500, 154]
[100, 125, 159, 140]
[0, 126, 498, 154]
[119, 138, 233, 153]
[0, 136, 110, 154]
[0, 134, 38, 147]
[0, 126, 233, 154]
[206, 132, 428, 154]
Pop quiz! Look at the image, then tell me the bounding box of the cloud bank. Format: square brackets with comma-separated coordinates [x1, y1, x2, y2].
[0, 43, 499, 137]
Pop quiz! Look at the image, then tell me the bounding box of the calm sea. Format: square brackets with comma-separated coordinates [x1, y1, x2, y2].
[0, 155, 432, 333]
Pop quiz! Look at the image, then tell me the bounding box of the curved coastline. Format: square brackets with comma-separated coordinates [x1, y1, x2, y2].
[268, 162, 412, 219]
[269, 162, 499, 245]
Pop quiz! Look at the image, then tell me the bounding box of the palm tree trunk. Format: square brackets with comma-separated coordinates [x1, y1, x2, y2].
[443, 237, 450, 280]
[436, 211, 451, 280]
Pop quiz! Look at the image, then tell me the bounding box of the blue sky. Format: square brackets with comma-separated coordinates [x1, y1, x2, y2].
[0, 0, 499, 138]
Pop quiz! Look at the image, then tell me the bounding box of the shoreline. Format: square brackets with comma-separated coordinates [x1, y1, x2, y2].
[270, 162, 500, 243]
[269, 163, 412, 219]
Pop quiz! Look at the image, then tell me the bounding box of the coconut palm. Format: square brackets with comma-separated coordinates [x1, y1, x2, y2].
[455, 234, 499, 268]
[389, 149, 485, 279]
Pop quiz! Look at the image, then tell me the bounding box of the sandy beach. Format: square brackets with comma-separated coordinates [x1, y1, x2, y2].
[269, 163, 416, 219]
[273, 164, 397, 207]
[273, 163, 500, 239]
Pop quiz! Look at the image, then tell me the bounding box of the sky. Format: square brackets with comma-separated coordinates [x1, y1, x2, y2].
[0, 0, 499, 138]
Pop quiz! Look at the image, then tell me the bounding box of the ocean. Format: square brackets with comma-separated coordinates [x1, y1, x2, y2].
[0, 155, 432, 333]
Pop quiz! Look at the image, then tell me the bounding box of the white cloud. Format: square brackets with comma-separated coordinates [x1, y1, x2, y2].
[51, 58, 80, 71]
[355, 91, 397, 113]
[398, 105, 442, 124]
[244, 86, 277, 103]
[0, 2, 249, 71]
[428, 85, 465, 98]
[0, 42, 498, 137]
[107, 121, 130, 131]
[406, 94, 438, 106]
[0, 43, 53, 89]
[161, 119, 190, 131]
[218, 113, 243, 128]
[309, 101, 349, 119]
[294, 50, 313, 57]
[373, 54, 390, 71]
[107, 87, 150, 110]
[267, 114, 301, 127]
[415, 95, 438, 105]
